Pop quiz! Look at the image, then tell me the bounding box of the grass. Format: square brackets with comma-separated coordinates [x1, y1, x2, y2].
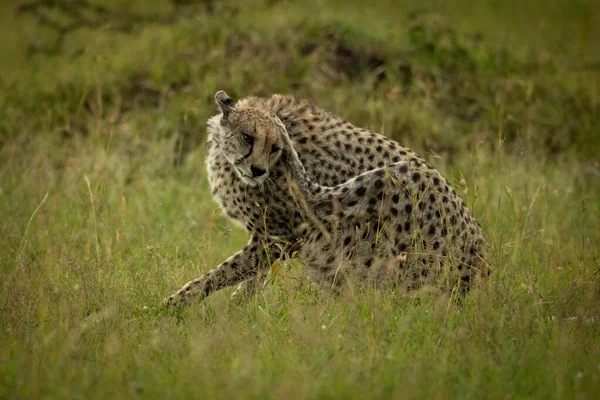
[1, 0, 599, 398]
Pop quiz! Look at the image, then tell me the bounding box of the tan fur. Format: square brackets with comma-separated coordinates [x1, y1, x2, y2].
[166, 92, 489, 307]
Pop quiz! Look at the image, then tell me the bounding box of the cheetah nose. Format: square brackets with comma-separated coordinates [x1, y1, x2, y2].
[250, 165, 267, 177]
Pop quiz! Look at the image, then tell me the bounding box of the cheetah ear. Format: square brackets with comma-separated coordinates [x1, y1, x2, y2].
[214, 90, 236, 119]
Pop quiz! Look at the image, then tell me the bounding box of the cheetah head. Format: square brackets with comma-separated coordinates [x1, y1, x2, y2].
[212, 90, 284, 186]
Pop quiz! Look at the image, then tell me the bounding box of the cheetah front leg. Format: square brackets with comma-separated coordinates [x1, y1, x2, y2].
[166, 235, 273, 307]
[229, 274, 266, 302]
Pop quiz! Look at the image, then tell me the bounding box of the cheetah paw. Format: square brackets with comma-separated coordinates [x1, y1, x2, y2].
[164, 288, 192, 308]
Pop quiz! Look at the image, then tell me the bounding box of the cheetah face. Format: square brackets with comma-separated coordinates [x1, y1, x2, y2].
[213, 91, 284, 186]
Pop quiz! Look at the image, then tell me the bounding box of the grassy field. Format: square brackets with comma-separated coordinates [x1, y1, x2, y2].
[1, 0, 599, 398]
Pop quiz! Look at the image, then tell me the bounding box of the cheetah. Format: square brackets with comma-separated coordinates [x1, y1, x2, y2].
[166, 91, 488, 307]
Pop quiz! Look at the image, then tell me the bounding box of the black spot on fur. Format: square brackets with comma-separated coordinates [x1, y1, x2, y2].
[428, 225, 436, 236]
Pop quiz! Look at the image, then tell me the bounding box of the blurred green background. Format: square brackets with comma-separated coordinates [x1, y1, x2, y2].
[1, 0, 599, 399]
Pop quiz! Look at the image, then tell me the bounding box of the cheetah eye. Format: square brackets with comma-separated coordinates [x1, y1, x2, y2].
[241, 132, 254, 146]
[271, 144, 280, 154]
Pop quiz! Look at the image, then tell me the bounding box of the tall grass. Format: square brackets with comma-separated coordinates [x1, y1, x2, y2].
[1, 0, 599, 398]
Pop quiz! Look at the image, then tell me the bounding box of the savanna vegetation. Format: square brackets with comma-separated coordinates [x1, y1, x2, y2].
[1, 0, 599, 398]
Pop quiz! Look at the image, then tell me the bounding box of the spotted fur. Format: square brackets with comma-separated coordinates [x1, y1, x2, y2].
[166, 92, 489, 307]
